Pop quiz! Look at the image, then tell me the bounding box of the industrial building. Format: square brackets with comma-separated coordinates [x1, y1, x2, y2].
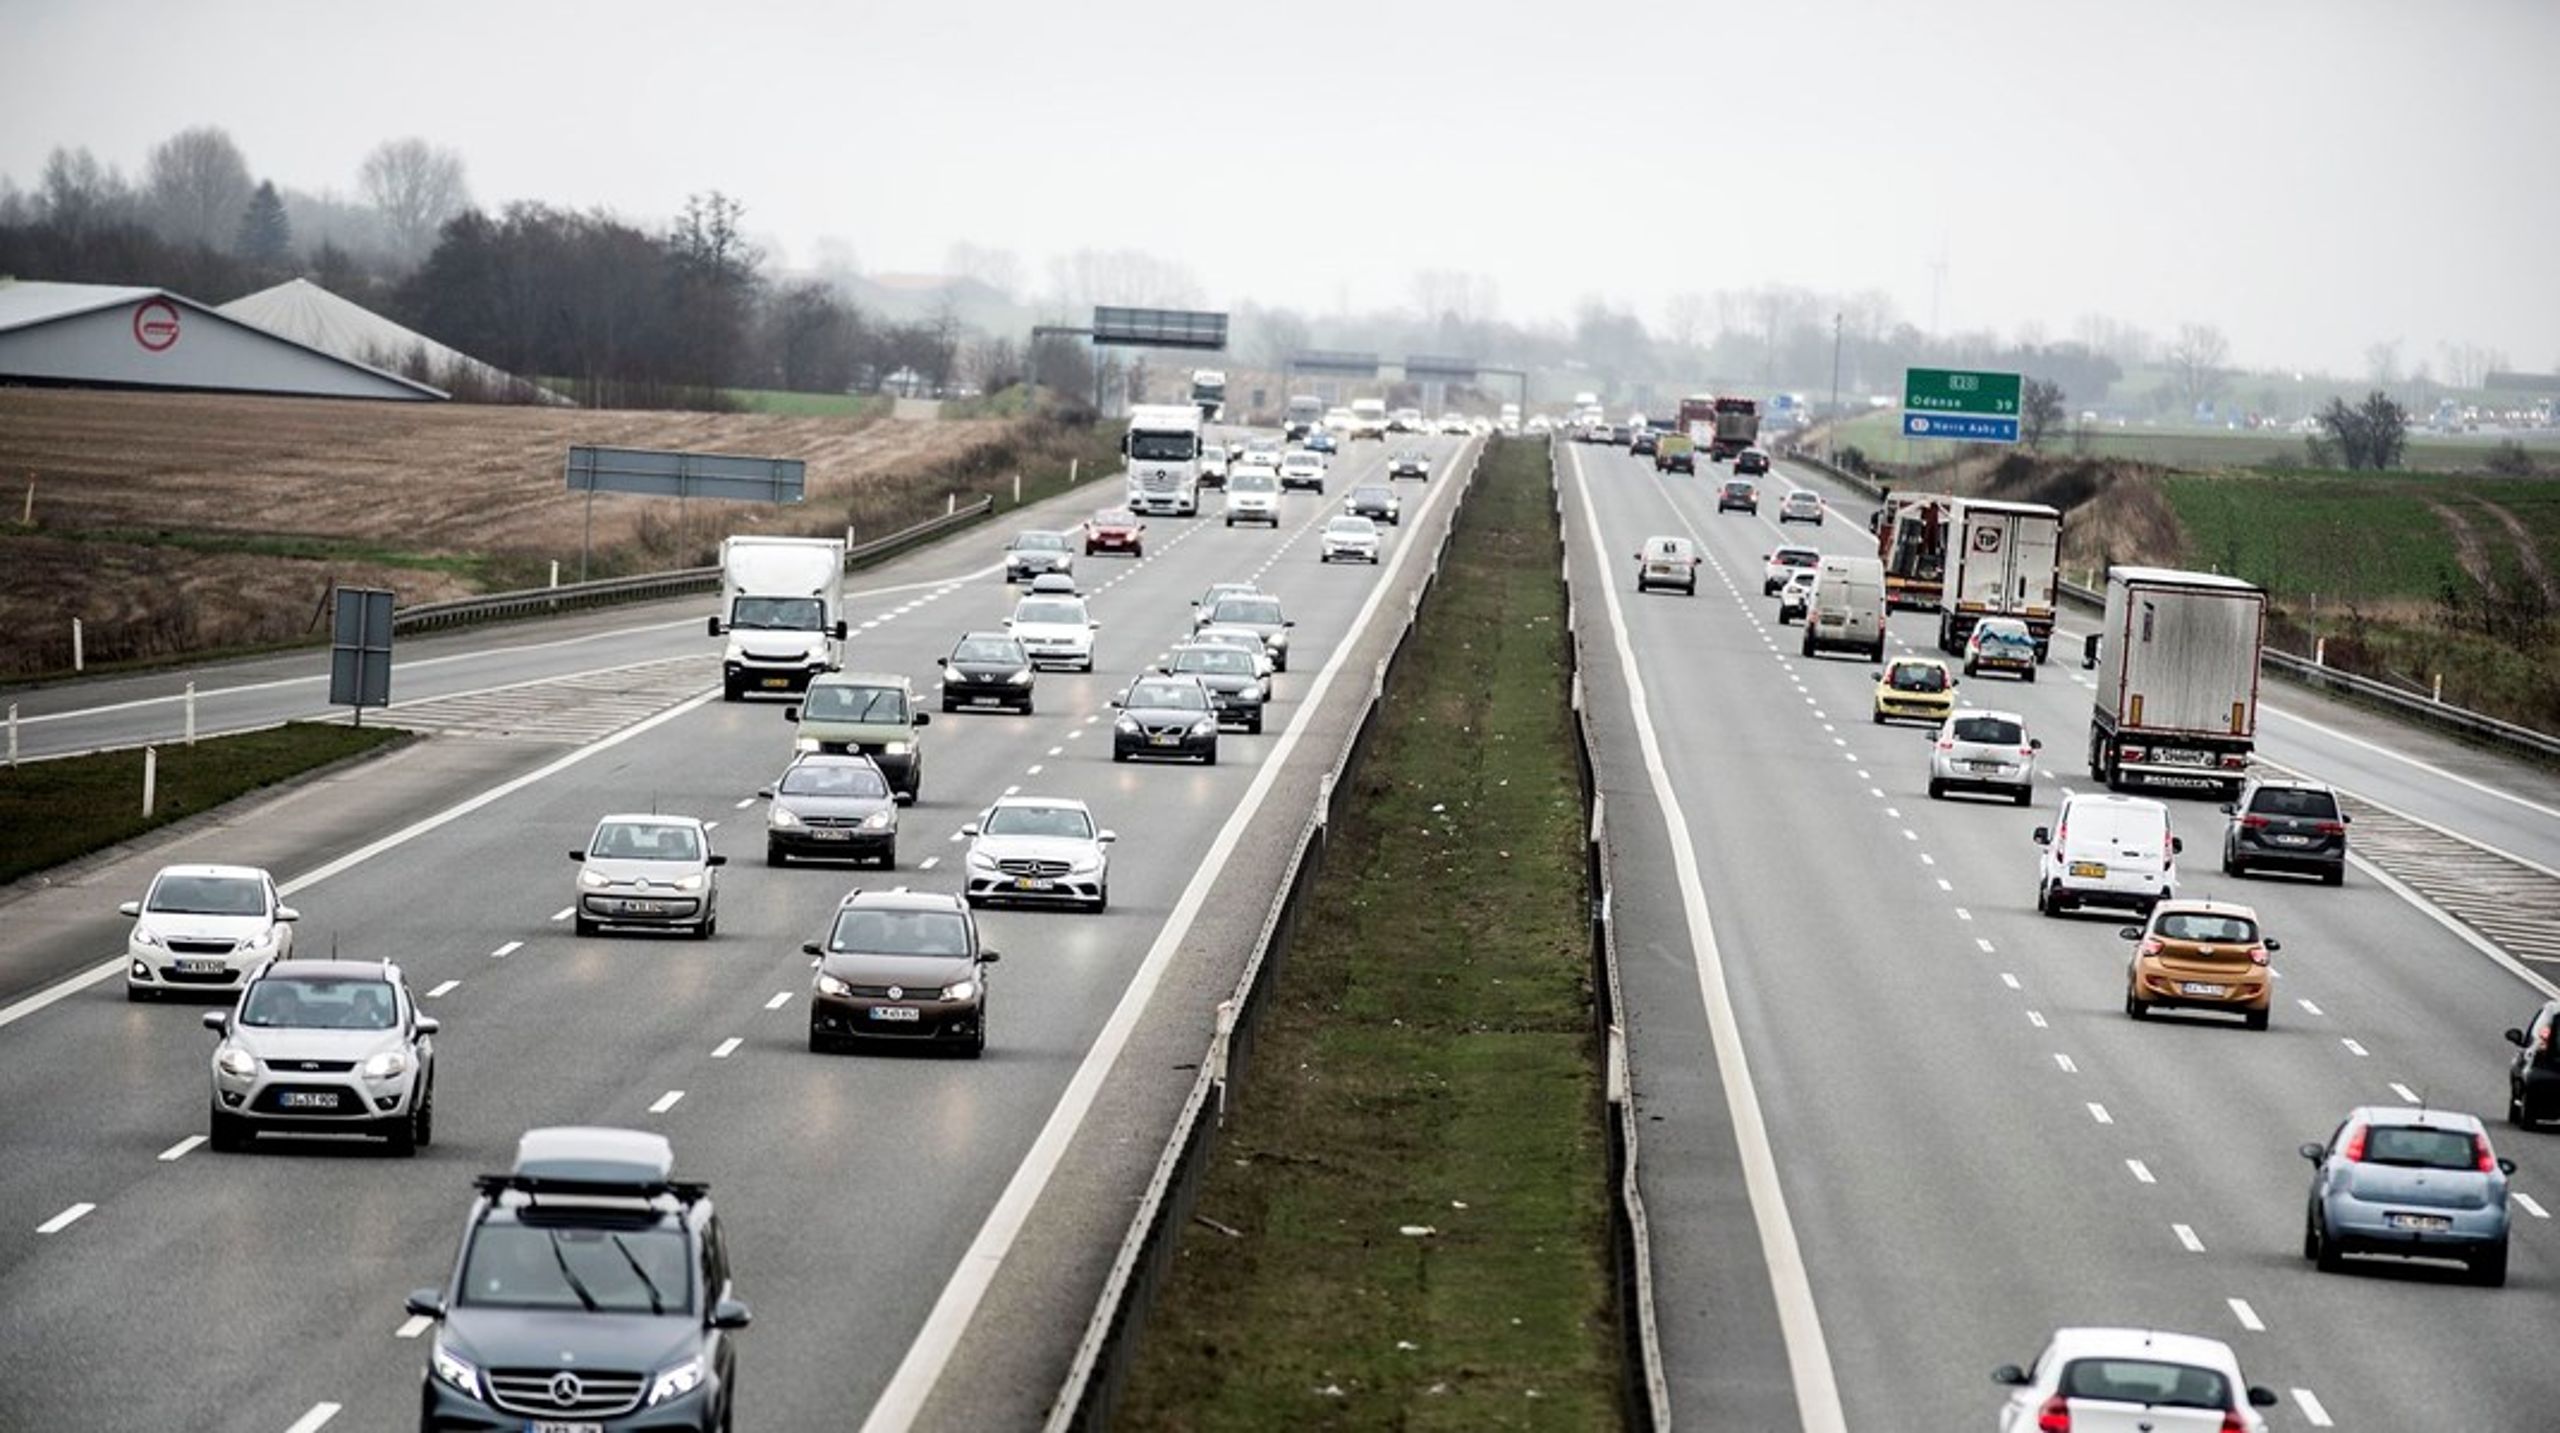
[0, 279, 444, 401]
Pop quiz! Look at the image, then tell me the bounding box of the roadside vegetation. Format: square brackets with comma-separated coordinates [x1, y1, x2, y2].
[0, 723, 407, 885]
[1119, 437, 1614, 1430]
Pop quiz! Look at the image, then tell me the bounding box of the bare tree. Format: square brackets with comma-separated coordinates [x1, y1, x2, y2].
[1045, 247, 1201, 311]
[144, 125, 254, 249]
[968, 335, 1021, 394]
[2021, 377, 2067, 450]
[358, 137, 471, 261]
[2164, 322, 2230, 414]
[37, 146, 131, 236]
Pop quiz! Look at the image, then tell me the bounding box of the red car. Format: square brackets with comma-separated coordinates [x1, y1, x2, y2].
[1084, 508, 1145, 558]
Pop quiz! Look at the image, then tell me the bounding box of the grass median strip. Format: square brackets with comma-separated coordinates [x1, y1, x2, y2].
[0, 723, 408, 885]
[1120, 437, 1613, 1429]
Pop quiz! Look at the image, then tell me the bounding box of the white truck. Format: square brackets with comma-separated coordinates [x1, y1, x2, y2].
[1937, 498, 2063, 658]
[2084, 566, 2266, 797]
[1347, 398, 1389, 442]
[1499, 402, 1522, 434]
[1122, 403, 1205, 516]
[1284, 394, 1324, 442]
[1189, 369, 1227, 423]
[708, 535, 847, 701]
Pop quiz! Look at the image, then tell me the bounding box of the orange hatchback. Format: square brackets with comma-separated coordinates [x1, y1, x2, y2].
[2122, 899, 2280, 1029]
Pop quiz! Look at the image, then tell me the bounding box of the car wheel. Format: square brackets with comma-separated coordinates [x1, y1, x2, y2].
[2474, 1241, 2508, 1287]
[2024, 666, 2037, 684]
[574, 915, 599, 938]
[695, 913, 716, 941]
[766, 843, 786, 868]
[1249, 713, 1265, 735]
[1871, 710, 1885, 725]
[126, 985, 153, 1003]
[2013, 787, 2032, 808]
[1112, 748, 1129, 763]
[721, 681, 742, 702]
[384, 1107, 418, 1158]
[878, 842, 897, 871]
[2245, 1007, 2270, 1031]
[2322, 866, 2345, 887]
[1801, 634, 1816, 657]
[807, 1025, 831, 1055]
[2313, 1207, 2346, 1272]
[413, 1080, 434, 1148]
[2508, 1087, 2529, 1127]
[2302, 1210, 2321, 1261]
[1018, 698, 1034, 716]
[1224, 517, 1235, 528]
[1092, 885, 1110, 914]
[2222, 848, 2241, 877]
[1926, 778, 1945, 800]
[2124, 989, 2146, 1019]
[1963, 660, 1977, 678]
[209, 1107, 247, 1153]
[1204, 744, 1219, 767]
[1133, 546, 1144, 559]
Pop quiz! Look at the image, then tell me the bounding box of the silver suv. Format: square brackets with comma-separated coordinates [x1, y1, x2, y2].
[122, 863, 298, 1002]
[203, 959, 438, 1154]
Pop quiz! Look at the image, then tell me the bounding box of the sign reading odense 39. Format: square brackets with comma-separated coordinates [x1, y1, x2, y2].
[1904, 367, 2021, 416]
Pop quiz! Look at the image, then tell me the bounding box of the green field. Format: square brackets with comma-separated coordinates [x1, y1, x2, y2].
[720, 388, 891, 419]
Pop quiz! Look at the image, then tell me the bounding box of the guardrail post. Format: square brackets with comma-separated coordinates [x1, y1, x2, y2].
[1315, 771, 1334, 827]
[141, 745, 157, 817]
[184, 682, 196, 746]
[71, 617, 83, 672]
[1013, 472, 1022, 506]
[948, 493, 957, 516]
[549, 560, 559, 589]
[2314, 637, 2326, 667]
[1068, 458, 1078, 486]
[1209, 999, 1237, 1123]
[2432, 672, 2443, 703]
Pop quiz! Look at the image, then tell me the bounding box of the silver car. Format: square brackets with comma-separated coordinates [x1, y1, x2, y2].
[1320, 515, 1382, 564]
[570, 814, 727, 938]
[1775, 568, 1816, 624]
[963, 796, 1116, 911]
[203, 959, 438, 1154]
[122, 863, 299, 1002]
[2302, 1106, 2515, 1285]
[1927, 708, 2041, 805]
[1196, 592, 1294, 671]
[1191, 624, 1277, 685]
[1003, 530, 1075, 583]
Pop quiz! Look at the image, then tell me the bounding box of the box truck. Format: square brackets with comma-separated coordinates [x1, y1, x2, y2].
[2084, 567, 2267, 796]
[1937, 499, 2063, 657]
[708, 535, 847, 700]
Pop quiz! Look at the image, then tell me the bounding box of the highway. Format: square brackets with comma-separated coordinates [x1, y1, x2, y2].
[0, 431, 1474, 1432]
[1561, 438, 2560, 1430]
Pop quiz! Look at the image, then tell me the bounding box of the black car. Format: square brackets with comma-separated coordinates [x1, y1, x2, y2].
[1345, 484, 1401, 525]
[2221, 776, 2348, 883]
[937, 631, 1035, 714]
[1630, 429, 1658, 456]
[1164, 643, 1267, 733]
[1110, 674, 1220, 764]
[2508, 1002, 2560, 1127]
[1735, 449, 1771, 475]
[1387, 451, 1430, 480]
[407, 1128, 747, 1433]
[760, 754, 898, 868]
[1717, 479, 1759, 514]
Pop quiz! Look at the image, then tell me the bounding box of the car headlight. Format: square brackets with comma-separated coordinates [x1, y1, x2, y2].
[1069, 852, 1105, 874]
[1009, 670, 1034, 685]
[1242, 683, 1264, 701]
[862, 810, 894, 830]
[1269, 631, 1289, 648]
[1115, 715, 1141, 733]
[793, 737, 821, 753]
[815, 974, 852, 998]
[673, 872, 706, 892]
[940, 980, 978, 1003]
[966, 847, 999, 869]
[940, 667, 963, 684]
[580, 868, 612, 889]
[1191, 718, 1218, 736]
[362, 1049, 409, 1081]
[431, 1341, 482, 1399]
[216, 1046, 257, 1079]
[132, 927, 163, 948]
[646, 1357, 705, 1408]
[768, 805, 801, 829]
[240, 928, 277, 952]
[881, 741, 912, 756]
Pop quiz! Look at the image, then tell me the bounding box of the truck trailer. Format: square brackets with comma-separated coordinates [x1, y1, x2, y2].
[709, 535, 848, 700]
[2085, 566, 2266, 797]
[1876, 492, 1955, 611]
[1937, 498, 2063, 657]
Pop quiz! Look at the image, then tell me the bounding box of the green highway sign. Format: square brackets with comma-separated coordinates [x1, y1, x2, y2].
[1904, 367, 2021, 417]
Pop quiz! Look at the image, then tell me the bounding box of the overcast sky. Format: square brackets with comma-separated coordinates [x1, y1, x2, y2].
[6, 0, 2555, 375]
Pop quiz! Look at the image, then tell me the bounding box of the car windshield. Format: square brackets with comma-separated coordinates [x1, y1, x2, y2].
[779, 763, 888, 798]
[803, 684, 907, 723]
[2361, 1124, 2485, 1170]
[727, 596, 823, 632]
[241, 977, 398, 1030]
[1979, 624, 2032, 645]
[2156, 911, 2258, 944]
[1129, 433, 1196, 461]
[1015, 600, 1086, 626]
[1953, 716, 2024, 744]
[829, 908, 972, 956]
[1175, 647, 1256, 675]
[2251, 787, 2340, 819]
[1329, 517, 1375, 535]
[591, 822, 703, 862]
[1354, 487, 1391, 503]
[459, 1225, 692, 1315]
[1212, 598, 1282, 625]
[1011, 532, 1066, 552]
[1129, 681, 1209, 711]
[1889, 664, 1949, 693]
[146, 874, 265, 916]
[2058, 1358, 2231, 1411]
[1775, 549, 1816, 567]
[982, 805, 1094, 839]
[1229, 474, 1278, 493]
[952, 638, 1022, 665]
[1092, 510, 1136, 526]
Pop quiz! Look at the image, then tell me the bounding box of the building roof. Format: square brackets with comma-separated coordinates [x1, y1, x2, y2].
[0, 280, 164, 333]
[217, 278, 564, 405]
[0, 278, 445, 401]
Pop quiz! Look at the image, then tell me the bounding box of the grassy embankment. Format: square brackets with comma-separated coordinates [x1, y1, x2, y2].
[1828, 407, 2560, 474]
[1119, 437, 1615, 1430]
[0, 723, 408, 885]
[722, 388, 892, 419]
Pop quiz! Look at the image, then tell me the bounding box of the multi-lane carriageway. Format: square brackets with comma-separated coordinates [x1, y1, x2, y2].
[0, 433, 1476, 1432]
[1563, 439, 2560, 1431]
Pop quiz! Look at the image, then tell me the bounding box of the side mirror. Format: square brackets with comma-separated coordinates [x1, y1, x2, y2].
[709, 1297, 753, 1331]
[1089, 621, 1102, 630]
[831, 620, 848, 641]
[1991, 1364, 2029, 1387]
[2504, 1028, 2529, 1048]
[1155, 667, 1171, 676]
[119, 900, 142, 918]
[757, 789, 775, 801]
[1112, 691, 1129, 707]
[2171, 836, 2185, 855]
[404, 1289, 447, 1320]
[2028, 739, 2044, 751]
[2218, 802, 2236, 814]
[2299, 1141, 2327, 1163]
[706, 617, 724, 637]
[277, 907, 301, 923]
[2118, 926, 2143, 941]
[913, 711, 931, 726]
[2499, 1157, 2518, 1176]
[568, 850, 586, 862]
[782, 706, 801, 723]
[202, 1010, 230, 1033]
[801, 941, 822, 956]
[2032, 827, 2051, 845]
[2265, 939, 2282, 952]
[1098, 830, 1118, 844]
[1285, 620, 1296, 627]
[960, 823, 981, 837]
[2248, 1387, 2279, 1409]
[415, 1016, 441, 1036]
[936, 656, 949, 667]
[2341, 813, 2352, 824]
[979, 950, 1002, 964]
[706, 854, 728, 867]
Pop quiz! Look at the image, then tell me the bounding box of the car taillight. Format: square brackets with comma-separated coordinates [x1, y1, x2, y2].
[2019, 747, 2035, 760]
[2239, 813, 2271, 830]
[2314, 820, 2345, 836]
[2341, 1122, 2368, 1162]
[2123, 746, 2147, 762]
[2036, 1395, 2071, 1432]
[2475, 1133, 2498, 1173]
[2220, 753, 2248, 769]
[2138, 938, 2163, 959]
[1936, 739, 1955, 751]
[2163, 830, 2175, 862]
[2219, 1410, 2249, 1433]
[2249, 948, 2269, 966]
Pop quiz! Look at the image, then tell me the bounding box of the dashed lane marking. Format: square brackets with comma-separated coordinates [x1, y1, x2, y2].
[2228, 1297, 2265, 1333]
[2174, 1223, 2205, 1253]
[712, 1038, 741, 1059]
[157, 1135, 204, 1162]
[2127, 1159, 2156, 1184]
[36, 1203, 94, 1234]
[764, 992, 792, 1011]
[648, 1090, 684, 1114]
[490, 941, 520, 959]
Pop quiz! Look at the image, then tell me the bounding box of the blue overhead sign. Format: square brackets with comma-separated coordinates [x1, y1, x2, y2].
[1901, 412, 2019, 444]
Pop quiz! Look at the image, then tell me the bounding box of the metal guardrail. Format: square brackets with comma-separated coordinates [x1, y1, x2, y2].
[391, 497, 998, 635]
[1043, 443, 1501, 1431]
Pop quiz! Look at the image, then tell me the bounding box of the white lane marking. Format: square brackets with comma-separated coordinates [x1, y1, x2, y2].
[549, 907, 574, 922]
[489, 941, 521, 960]
[1855, 770, 1869, 780]
[703, 821, 718, 832]
[711, 1038, 741, 1060]
[2297, 998, 2323, 1016]
[1935, 878, 1953, 891]
[1065, 729, 1083, 740]
[281, 1404, 342, 1433]
[36, 1203, 95, 1234]
[1901, 829, 1917, 841]
[2088, 1102, 2114, 1125]
[1954, 907, 1972, 921]
[1919, 853, 1935, 866]
[2127, 1159, 2156, 1184]
[1883, 806, 1899, 818]
[865, 438, 1484, 1433]
[948, 830, 966, 843]
[395, 1314, 433, 1339]
[2292, 1388, 2335, 1427]
[2262, 703, 2560, 824]
[734, 797, 756, 809]
[2054, 1053, 2077, 1074]
[1026, 765, 1044, 775]
[1869, 787, 1886, 799]
[2514, 1191, 2549, 1219]
[425, 980, 460, 999]
[1003, 784, 1021, 796]
[2000, 973, 2021, 989]
[2389, 1082, 2420, 1104]
[2174, 1223, 2206, 1253]
[2227, 1297, 2265, 1333]
[1048, 746, 1064, 757]
[1084, 714, 1100, 724]
[2342, 1038, 2369, 1057]
[1976, 938, 1997, 953]
[157, 1135, 205, 1162]
[918, 856, 940, 870]
[648, 1090, 684, 1114]
[764, 991, 792, 1011]
[2348, 852, 2560, 1002]
[2028, 1010, 2046, 1029]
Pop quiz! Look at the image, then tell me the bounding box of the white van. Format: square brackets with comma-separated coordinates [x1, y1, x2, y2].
[2033, 792, 2180, 917]
[1801, 554, 1886, 661]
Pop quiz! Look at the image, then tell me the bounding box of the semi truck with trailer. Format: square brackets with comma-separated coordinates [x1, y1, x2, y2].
[1937, 498, 2064, 658]
[708, 535, 848, 700]
[1877, 492, 1956, 611]
[1122, 403, 1205, 516]
[2084, 567, 2267, 797]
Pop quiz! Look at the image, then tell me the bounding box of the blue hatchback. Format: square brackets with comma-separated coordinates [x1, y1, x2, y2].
[2301, 1106, 2514, 1285]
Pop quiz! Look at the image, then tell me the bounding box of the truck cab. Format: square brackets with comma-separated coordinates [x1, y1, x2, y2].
[1122, 404, 1204, 517]
[709, 536, 848, 700]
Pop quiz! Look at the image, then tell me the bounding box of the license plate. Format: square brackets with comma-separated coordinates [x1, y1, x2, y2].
[760, 677, 791, 689]
[2179, 982, 2227, 996]
[613, 899, 664, 915]
[2070, 862, 2108, 879]
[177, 959, 229, 974]
[2159, 750, 2211, 766]
[2271, 834, 2310, 846]
[870, 1007, 921, 1022]
[529, 1423, 605, 1433]
[1150, 734, 1181, 746]
[811, 829, 852, 840]
[1013, 878, 1055, 891]
[2387, 1212, 2452, 1231]
[280, 1091, 339, 1109]
[1968, 761, 2005, 772]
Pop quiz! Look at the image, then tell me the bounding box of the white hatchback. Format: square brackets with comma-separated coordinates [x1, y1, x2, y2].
[1994, 1326, 2278, 1432]
[123, 864, 298, 1001]
[1928, 708, 2041, 805]
[1005, 593, 1099, 671]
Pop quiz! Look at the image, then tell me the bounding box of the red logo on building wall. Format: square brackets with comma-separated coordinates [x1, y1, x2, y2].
[133, 298, 181, 352]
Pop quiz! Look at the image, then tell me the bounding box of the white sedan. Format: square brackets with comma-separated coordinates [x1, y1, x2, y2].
[1993, 1327, 2279, 1432]
[1319, 515, 1382, 564]
[962, 796, 1114, 911]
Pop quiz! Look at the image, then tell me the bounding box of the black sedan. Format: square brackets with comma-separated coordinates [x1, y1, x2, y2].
[1344, 483, 1402, 525]
[1164, 643, 1267, 733]
[937, 632, 1035, 714]
[760, 754, 899, 867]
[1110, 674, 1221, 764]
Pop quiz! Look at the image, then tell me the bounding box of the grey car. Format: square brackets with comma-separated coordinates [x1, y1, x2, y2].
[570, 815, 727, 938]
[1344, 484, 1401, 525]
[1003, 530, 1075, 583]
[761, 754, 898, 868]
[1111, 674, 1221, 764]
[1164, 642, 1268, 732]
[1195, 592, 1294, 672]
[2222, 776, 2349, 884]
[203, 958, 438, 1154]
[2302, 1105, 2514, 1285]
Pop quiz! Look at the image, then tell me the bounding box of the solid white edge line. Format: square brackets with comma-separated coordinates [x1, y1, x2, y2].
[1562, 443, 1848, 1431]
[280, 1402, 343, 1433]
[2344, 852, 2560, 1002]
[858, 437, 1479, 1433]
[2259, 703, 2560, 824]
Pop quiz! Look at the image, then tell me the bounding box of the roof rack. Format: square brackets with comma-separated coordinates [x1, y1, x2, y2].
[473, 1170, 710, 1205]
